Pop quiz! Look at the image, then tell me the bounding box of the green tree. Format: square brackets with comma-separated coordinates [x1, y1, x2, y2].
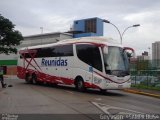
[0, 14, 23, 54]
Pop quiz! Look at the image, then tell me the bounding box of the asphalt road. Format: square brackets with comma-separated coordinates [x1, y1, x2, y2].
[0, 77, 160, 120]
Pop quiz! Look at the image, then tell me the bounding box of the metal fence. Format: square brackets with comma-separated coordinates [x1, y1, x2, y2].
[130, 60, 160, 89]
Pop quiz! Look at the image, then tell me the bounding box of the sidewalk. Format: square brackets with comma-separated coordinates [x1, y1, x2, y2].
[0, 75, 17, 91]
[123, 87, 160, 99]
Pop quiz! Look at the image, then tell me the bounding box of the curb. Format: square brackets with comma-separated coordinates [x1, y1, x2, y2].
[122, 89, 160, 99]
[4, 75, 18, 79]
[4, 75, 8, 78]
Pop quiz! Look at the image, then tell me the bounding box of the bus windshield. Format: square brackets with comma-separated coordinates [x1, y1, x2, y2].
[103, 46, 129, 77]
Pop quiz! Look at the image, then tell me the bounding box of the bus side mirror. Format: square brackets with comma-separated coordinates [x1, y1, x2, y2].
[123, 47, 135, 57]
[123, 47, 135, 62]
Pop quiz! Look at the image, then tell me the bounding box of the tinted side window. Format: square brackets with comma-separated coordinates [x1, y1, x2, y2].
[52, 45, 73, 57]
[21, 45, 73, 58]
[36, 44, 73, 57]
[20, 53, 32, 58]
[76, 44, 102, 71]
[36, 48, 52, 58]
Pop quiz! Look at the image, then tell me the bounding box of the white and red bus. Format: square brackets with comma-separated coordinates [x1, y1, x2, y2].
[17, 37, 134, 92]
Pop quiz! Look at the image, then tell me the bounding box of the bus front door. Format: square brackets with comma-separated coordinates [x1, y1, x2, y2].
[85, 66, 93, 85]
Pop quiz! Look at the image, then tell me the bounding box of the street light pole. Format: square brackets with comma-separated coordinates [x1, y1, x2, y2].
[103, 19, 122, 44]
[40, 27, 43, 34]
[40, 27, 43, 45]
[108, 22, 123, 44]
[103, 19, 140, 44]
[121, 24, 140, 42]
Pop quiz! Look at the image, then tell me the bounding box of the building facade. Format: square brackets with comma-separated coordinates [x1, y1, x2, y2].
[137, 51, 150, 61]
[152, 41, 160, 68]
[135, 51, 150, 70]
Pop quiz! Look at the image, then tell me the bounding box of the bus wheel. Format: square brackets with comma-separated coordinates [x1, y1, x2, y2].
[32, 74, 38, 84]
[25, 74, 32, 84]
[52, 83, 58, 87]
[100, 89, 107, 94]
[76, 78, 86, 92]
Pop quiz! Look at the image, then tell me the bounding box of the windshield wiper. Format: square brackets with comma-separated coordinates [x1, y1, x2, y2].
[110, 70, 129, 77]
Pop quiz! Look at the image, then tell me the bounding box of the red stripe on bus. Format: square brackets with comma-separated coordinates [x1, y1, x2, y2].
[17, 66, 100, 89]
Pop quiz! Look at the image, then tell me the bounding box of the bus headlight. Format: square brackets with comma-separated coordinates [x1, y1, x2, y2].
[94, 78, 102, 84]
[127, 79, 131, 83]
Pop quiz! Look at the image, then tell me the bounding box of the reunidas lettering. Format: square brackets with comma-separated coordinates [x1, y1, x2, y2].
[41, 58, 67, 66]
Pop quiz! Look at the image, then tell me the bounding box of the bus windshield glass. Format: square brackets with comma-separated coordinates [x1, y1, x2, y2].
[103, 46, 129, 77]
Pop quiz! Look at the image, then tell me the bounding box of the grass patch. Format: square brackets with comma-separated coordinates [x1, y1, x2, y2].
[131, 84, 160, 91]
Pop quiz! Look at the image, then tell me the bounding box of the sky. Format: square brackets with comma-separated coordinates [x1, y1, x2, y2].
[0, 0, 160, 55]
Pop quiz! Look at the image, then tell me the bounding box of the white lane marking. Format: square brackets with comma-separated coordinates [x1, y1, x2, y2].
[91, 101, 143, 114]
[94, 98, 102, 101]
[91, 102, 110, 114]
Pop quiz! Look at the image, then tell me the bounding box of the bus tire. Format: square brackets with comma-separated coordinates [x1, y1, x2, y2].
[75, 78, 86, 92]
[52, 83, 58, 87]
[100, 89, 107, 94]
[32, 74, 38, 84]
[25, 74, 32, 84]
